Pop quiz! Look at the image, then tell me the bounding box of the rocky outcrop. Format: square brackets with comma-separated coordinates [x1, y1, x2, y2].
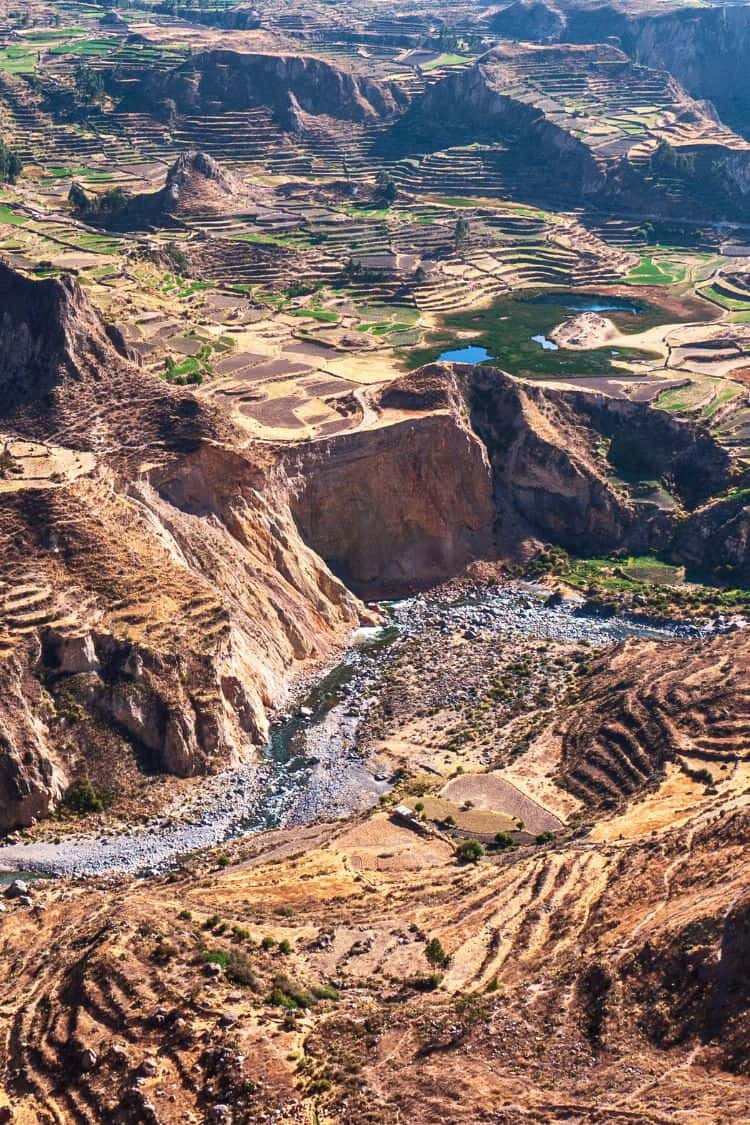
[286, 363, 735, 596]
[70, 151, 241, 229]
[0, 648, 64, 832]
[362, 364, 730, 564]
[285, 377, 495, 595]
[122, 50, 407, 132]
[674, 492, 750, 584]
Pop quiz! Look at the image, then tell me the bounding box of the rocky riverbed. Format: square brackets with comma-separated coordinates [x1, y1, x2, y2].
[0, 585, 703, 878]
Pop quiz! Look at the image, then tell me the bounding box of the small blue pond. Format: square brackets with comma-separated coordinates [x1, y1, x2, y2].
[531, 334, 558, 351]
[438, 345, 491, 364]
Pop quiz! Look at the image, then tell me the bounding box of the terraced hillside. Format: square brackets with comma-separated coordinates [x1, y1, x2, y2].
[2, 628, 750, 1122]
[1, 3, 750, 1123]
[382, 42, 750, 218]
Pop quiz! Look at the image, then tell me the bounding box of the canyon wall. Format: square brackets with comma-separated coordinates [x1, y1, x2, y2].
[121, 50, 407, 131]
[0, 265, 744, 832]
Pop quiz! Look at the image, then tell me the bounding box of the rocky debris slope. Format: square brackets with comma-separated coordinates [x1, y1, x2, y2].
[122, 49, 408, 131]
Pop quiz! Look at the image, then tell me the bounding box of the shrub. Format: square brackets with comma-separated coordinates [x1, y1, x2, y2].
[455, 840, 484, 865]
[535, 831, 555, 845]
[177, 909, 192, 921]
[277, 939, 292, 955]
[409, 973, 443, 991]
[261, 935, 276, 950]
[425, 937, 449, 968]
[493, 832, 515, 849]
[0, 139, 22, 184]
[310, 983, 339, 1002]
[268, 974, 315, 1010]
[61, 778, 111, 816]
[226, 950, 257, 988]
[202, 949, 228, 969]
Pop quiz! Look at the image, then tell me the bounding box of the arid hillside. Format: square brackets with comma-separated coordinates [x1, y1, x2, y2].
[0, 263, 367, 831]
[2, 628, 750, 1123]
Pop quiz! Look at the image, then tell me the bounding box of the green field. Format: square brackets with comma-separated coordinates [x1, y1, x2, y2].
[403, 290, 680, 378]
[625, 255, 687, 285]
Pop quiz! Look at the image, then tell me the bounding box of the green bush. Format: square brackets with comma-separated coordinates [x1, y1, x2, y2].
[202, 949, 228, 969]
[493, 832, 515, 849]
[310, 983, 339, 1002]
[60, 778, 111, 816]
[455, 839, 484, 864]
[535, 831, 555, 844]
[425, 937, 450, 968]
[226, 950, 257, 988]
[0, 139, 22, 184]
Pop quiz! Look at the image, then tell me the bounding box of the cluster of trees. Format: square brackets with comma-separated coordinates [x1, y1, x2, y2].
[650, 140, 696, 178]
[74, 63, 105, 106]
[0, 139, 22, 184]
[69, 182, 129, 218]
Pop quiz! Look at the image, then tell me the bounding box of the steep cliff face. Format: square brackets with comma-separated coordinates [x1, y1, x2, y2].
[287, 364, 734, 595]
[123, 50, 407, 131]
[0, 266, 366, 831]
[0, 648, 64, 832]
[397, 364, 731, 559]
[285, 387, 495, 595]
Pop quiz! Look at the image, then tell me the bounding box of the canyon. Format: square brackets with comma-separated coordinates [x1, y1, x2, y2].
[1, 1, 750, 1122]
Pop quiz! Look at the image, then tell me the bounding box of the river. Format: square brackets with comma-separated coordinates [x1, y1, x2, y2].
[0, 585, 702, 879]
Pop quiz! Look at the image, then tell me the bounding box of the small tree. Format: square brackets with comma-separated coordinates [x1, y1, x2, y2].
[98, 186, 128, 213]
[375, 168, 397, 204]
[454, 215, 470, 250]
[425, 937, 450, 968]
[456, 839, 484, 864]
[74, 63, 105, 105]
[68, 181, 91, 214]
[0, 139, 22, 184]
